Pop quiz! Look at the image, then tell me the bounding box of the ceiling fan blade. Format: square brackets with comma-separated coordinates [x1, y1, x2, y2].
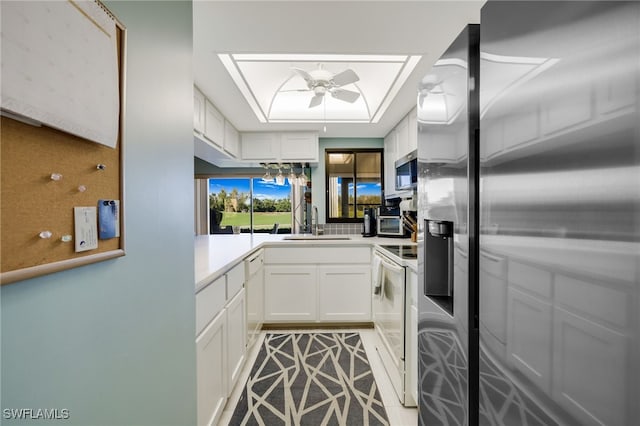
[308, 93, 324, 108]
[291, 67, 314, 88]
[331, 68, 359, 86]
[279, 88, 311, 92]
[331, 88, 360, 103]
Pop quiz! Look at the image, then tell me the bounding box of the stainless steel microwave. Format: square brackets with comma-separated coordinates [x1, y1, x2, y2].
[395, 150, 418, 191]
[377, 214, 406, 237]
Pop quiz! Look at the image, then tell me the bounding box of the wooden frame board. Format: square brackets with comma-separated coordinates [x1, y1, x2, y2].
[1, 15, 126, 285]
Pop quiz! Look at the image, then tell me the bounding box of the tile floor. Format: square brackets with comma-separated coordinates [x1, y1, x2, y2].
[218, 328, 418, 426]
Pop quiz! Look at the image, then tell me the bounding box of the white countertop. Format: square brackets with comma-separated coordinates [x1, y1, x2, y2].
[195, 234, 417, 292]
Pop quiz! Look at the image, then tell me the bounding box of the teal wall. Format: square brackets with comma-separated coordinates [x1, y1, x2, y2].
[0, 2, 197, 425]
[312, 137, 384, 223]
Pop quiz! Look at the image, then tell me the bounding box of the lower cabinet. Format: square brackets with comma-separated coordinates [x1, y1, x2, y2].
[196, 310, 226, 426]
[195, 265, 246, 426]
[318, 265, 371, 321]
[245, 250, 264, 349]
[264, 265, 316, 321]
[263, 246, 372, 323]
[226, 289, 246, 391]
[405, 268, 418, 407]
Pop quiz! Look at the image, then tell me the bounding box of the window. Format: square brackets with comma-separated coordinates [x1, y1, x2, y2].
[325, 149, 383, 222]
[208, 178, 292, 233]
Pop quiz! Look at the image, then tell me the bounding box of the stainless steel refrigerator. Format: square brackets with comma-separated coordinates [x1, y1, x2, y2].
[417, 2, 640, 425]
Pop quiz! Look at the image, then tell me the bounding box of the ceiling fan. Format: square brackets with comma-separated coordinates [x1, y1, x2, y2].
[285, 64, 361, 108]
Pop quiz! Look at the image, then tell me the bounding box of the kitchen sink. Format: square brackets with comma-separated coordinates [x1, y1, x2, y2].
[283, 235, 351, 241]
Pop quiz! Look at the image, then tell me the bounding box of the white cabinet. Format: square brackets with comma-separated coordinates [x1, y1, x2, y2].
[241, 132, 319, 163]
[384, 130, 397, 196]
[318, 265, 371, 321]
[241, 133, 280, 161]
[226, 263, 245, 300]
[224, 120, 240, 158]
[405, 268, 418, 407]
[195, 261, 246, 426]
[204, 99, 224, 149]
[264, 265, 316, 321]
[280, 132, 319, 162]
[245, 250, 264, 349]
[194, 86, 206, 135]
[195, 275, 226, 336]
[226, 289, 246, 391]
[395, 115, 410, 159]
[263, 246, 372, 323]
[408, 107, 418, 154]
[196, 310, 226, 426]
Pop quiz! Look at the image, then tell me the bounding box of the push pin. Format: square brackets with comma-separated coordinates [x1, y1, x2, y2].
[96, 164, 106, 171]
[39, 230, 53, 239]
[50, 173, 63, 181]
[61, 235, 73, 242]
[78, 185, 87, 192]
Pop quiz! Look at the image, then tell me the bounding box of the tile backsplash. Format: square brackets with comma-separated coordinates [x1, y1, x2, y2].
[322, 222, 363, 235]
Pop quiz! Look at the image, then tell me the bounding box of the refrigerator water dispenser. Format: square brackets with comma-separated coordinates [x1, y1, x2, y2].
[424, 219, 454, 315]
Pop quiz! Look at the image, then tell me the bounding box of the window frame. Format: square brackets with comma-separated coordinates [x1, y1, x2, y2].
[324, 148, 384, 224]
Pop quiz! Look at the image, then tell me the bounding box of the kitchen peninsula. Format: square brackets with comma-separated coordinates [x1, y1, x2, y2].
[194, 233, 418, 426]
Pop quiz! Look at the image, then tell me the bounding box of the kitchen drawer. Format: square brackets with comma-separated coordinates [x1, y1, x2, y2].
[245, 249, 264, 277]
[226, 262, 245, 299]
[196, 275, 226, 336]
[264, 246, 370, 264]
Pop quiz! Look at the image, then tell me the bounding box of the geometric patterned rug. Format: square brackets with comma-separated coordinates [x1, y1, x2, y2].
[229, 333, 389, 425]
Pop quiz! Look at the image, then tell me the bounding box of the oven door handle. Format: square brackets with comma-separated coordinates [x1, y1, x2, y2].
[379, 257, 405, 274]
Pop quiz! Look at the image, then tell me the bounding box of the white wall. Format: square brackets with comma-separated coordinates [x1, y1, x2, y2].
[312, 137, 384, 223]
[0, 2, 196, 425]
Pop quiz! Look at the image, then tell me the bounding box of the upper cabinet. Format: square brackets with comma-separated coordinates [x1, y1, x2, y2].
[384, 107, 418, 198]
[223, 120, 240, 158]
[408, 107, 418, 154]
[395, 108, 418, 159]
[204, 99, 225, 149]
[241, 133, 280, 161]
[395, 115, 410, 159]
[241, 132, 319, 163]
[194, 87, 206, 134]
[280, 132, 318, 162]
[194, 86, 318, 166]
[384, 129, 397, 197]
[193, 87, 243, 164]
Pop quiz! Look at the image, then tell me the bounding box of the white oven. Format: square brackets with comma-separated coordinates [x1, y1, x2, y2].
[372, 248, 410, 405]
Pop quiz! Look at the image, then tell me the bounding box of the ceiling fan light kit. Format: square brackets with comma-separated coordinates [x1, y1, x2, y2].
[290, 64, 362, 109]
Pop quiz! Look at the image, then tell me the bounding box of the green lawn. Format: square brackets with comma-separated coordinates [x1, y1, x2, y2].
[220, 212, 291, 229]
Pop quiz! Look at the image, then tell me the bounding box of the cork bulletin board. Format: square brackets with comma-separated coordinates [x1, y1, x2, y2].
[0, 11, 125, 285]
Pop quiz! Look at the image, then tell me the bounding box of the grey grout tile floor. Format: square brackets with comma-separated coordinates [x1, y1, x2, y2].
[218, 328, 418, 426]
